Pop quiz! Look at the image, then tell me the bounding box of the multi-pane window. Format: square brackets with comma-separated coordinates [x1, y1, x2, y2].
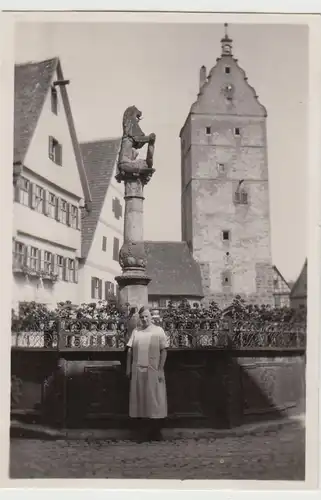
[274, 295, 281, 308]
[49, 136, 62, 166]
[91, 277, 102, 299]
[70, 205, 78, 228]
[30, 247, 39, 271]
[19, 177, 30, 206]
[60, 199, 68, 224]
[234, 181, 248, 205]
[44, 251, 52, 273]
[14, 241, 25, 266]
[48, 193, 56, 218]
[159, 298, 167, 308]
[57, 255, 64, 279]
[105, 281, 115, 300]
[35, 185, 44, 213]
[68, 259, 75, 282]
[235, 190, 248, 205]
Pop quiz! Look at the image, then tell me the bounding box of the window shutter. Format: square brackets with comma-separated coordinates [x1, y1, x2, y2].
[51, 254, 56, 274]
[14, 181, 20, 203]
[113, 237, 119, 261]
[62, 258, 68, 281]
[91, 277, 96, 299]
[51, 87, 58, 115]
[43, 190, 49, 215]
[105, 281, 112, 300]
[66, 203, 71, 226]
[49, 136, 54, 160]
[24, 245, 29, 266]
[98, 279, 103, 300]
[56, 143, 62, 166]
[111, 283, 115, 296]
[38, 250, 43, 271]
[74, 259, 79, 283]
[29, 183, 36, 209]
[76, 208, 81, 230]
[55, 197, 61, 222]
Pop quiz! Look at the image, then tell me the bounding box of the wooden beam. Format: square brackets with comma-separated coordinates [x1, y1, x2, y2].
[53, 79, 70, 87]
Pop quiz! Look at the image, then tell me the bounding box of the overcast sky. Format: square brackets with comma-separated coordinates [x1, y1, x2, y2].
[14, 21, 308, 282]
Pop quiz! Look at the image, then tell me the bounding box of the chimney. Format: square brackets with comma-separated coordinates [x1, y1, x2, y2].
[199, 65, 207, 91]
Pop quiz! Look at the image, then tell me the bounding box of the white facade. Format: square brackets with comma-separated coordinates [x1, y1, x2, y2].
[12, 61, 87, 310]
[79, 171, 124, 303]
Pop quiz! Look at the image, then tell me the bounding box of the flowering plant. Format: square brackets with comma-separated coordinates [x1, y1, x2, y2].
[11, 297, 306, 334]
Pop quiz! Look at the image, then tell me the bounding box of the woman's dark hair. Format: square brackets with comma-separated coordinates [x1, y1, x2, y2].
[138, 306, 145, 315]
[129, 306, 138, 317]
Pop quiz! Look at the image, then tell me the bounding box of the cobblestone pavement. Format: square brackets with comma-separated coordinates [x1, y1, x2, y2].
[10, 423, 305, 480]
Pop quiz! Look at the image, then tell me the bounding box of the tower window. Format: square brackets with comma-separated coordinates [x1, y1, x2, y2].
[234, 127, 240, 136]
[222, 271, 232, 286]
[224, 66, 231, 74]
[234, 180, 248, 205]
[206, 126, 211, 135]
[222, 230, 230, 241]
[217, 163, 225, 174]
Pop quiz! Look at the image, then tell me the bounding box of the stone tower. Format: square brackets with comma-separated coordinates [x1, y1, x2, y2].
[180, 24, 274, 307]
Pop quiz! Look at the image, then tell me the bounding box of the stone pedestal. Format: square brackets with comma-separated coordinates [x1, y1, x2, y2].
[115, 168, 154, 310]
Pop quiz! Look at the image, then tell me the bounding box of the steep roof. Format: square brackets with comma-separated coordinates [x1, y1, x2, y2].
[14, 57, 92, 206]
[290, 259, 307, 299]
[80, 138, 121, 259]
[14, 58, 58, 164]
[272, 265, 291, 295]
[145, 241, 204, 298]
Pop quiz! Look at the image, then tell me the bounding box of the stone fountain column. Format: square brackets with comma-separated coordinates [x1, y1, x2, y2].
[115, 106, 156, 311]
[115, 170, 154, 309]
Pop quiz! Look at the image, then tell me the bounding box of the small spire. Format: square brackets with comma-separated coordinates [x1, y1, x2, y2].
[224, 22, 229, 38]
[221, 23, 233, 56]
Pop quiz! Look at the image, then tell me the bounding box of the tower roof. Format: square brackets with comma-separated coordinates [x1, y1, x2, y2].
[180, 23, 267, 136]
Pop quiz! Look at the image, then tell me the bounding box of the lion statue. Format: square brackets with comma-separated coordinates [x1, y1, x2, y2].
[116, 106, 156, 181]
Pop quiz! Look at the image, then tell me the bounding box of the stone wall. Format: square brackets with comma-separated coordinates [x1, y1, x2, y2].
[11, 347, 305, 429]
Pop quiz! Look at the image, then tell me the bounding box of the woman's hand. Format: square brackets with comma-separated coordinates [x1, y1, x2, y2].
[158, 370, 165, 382]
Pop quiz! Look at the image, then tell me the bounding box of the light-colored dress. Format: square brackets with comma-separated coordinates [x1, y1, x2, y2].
[127, 324, 168, 419]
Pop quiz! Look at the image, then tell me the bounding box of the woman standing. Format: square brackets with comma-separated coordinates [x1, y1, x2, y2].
[126, 307, 168, 441]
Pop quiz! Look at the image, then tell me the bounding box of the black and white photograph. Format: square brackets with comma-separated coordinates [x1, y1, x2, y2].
[1, 9, 319, 487]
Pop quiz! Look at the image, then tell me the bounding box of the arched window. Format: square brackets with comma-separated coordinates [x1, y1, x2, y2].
[234, 180, 248, 205]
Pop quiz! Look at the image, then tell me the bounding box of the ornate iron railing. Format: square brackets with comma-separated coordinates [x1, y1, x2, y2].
[11, 317, 306, 350]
